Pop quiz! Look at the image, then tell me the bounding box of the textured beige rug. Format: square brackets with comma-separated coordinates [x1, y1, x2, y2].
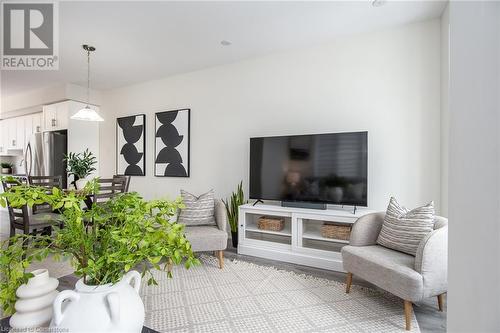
[141, 255, 420, 333]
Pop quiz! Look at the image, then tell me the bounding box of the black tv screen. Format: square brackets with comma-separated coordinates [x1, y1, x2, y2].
[250, 131, 368, 206]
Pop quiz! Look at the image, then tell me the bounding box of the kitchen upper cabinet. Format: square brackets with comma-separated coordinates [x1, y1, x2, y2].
[43, 101, 70, 131]
[0, 121, 7, 154]
[32, 113, 42, 134]
[0, 112, 43, 155]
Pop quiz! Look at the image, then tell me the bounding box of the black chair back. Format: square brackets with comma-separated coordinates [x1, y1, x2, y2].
[28, 175, 62, 213]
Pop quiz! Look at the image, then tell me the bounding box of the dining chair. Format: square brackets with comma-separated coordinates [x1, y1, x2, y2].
[92, 177, 127, 205]
[28, 175, 63, 213]
[1, 179, 61, 241]
[113, 175, 131, 192]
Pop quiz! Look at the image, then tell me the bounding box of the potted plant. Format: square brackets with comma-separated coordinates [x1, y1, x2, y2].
[223, 181, 246, 248]
[64, 149, 97, 189]
[1, 162, 14, 174]
[0, 179, 199, 332]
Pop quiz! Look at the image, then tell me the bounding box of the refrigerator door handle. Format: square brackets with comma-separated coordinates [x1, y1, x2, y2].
[25, 142, 32, 177]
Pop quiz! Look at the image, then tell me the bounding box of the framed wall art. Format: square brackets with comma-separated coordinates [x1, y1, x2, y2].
[154, 108, 190, 177]
[116, 114, 146, 176]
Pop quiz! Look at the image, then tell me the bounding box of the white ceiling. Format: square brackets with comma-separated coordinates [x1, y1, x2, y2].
[2, 1, 447, 98]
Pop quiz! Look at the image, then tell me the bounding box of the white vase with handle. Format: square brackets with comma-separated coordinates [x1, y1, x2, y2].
[50, 270, 144, 333]
[9, 269, 59, 329]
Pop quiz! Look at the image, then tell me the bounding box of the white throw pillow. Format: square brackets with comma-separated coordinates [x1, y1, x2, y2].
[376, 197, 435, 256]
[178, 189, 216, 226]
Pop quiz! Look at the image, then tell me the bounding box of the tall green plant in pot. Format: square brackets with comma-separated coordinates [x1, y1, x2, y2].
[64, 148, 97, 189]
[0, 179, 199, 332]
[223, 181, 246, 248]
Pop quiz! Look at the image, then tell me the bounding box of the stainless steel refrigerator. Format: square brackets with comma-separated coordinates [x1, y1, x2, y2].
[24, 130, 68, 189]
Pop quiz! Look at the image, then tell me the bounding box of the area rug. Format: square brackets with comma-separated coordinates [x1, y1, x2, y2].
[141, 255, 419, 333]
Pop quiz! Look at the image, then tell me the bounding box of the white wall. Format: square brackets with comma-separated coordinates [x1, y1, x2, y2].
[447, 1, 500, 332]
[99, 20, 441, 212]
[440, 5, 449, 217]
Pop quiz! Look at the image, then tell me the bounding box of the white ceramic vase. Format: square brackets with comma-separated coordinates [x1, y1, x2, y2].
[9, 269, 59, 329]
[75, 179, 88, 190]
[50, 270, 144, 333]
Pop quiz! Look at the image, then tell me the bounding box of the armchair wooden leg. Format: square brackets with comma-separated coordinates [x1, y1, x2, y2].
[404, 300, 412, 331]
[437, 293, 444, 312]
[217, 250, 224, 269]
[345, 272, 353, 294]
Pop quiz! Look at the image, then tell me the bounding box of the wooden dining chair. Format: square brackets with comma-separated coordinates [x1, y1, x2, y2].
[28, 175, 63, 214]
[92, 177, 127, 205]
[1, 179, 61, 241]
[113, 175, 131, 192]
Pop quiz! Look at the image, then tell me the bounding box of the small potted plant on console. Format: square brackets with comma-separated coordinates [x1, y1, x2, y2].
[64, 149, 97, 189]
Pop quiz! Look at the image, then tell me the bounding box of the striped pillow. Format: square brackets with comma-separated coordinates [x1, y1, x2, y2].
[376, 197, 435, 256]
[178, 190, 216, 226]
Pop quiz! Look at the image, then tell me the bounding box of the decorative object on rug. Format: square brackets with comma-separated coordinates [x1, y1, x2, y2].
[321, 223, 351, 241]
[0, 180, 199, 332]
[1, 162, 13, 174]
[116, 114, 146, 176]
[141, 254, 421, 332]
[154, 109, 190, 177]
[223, 181, 246, 248]
[64, 149, 97, 189]
[258, 215, 285, 231]
[51, 271, 143, 332]
[9, 269, 59, 329]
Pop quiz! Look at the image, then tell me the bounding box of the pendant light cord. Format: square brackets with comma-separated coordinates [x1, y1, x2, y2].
[86, 48, 90, 106]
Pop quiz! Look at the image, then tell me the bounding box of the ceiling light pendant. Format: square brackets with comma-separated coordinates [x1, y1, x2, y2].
[71, 44, 104, 122]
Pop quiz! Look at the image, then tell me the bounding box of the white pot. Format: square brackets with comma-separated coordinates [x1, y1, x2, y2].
[75, 179, 88, 190]
[50, 270, 144, 333]
[9, 269, 59, 329]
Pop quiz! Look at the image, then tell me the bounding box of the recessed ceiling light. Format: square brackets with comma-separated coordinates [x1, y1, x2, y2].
[372, 0, 387, 7]
[220, 40, 232, 46]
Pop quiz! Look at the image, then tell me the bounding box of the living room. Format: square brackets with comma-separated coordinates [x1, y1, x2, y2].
[0, 1, 499, 333]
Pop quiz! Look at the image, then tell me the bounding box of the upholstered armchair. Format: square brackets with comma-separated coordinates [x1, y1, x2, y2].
[341, 212, 448, 331]
[183, 199, 228, 268]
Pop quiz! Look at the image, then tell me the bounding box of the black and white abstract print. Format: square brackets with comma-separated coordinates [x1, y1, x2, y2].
[155, 109, 190, 177]
[116, 114, 145, 176]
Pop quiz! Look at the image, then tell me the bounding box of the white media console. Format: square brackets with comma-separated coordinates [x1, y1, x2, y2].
[238, 203, 373, 272]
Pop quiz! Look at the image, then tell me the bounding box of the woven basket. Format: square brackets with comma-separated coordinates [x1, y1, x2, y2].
[320, 223, 351, 241]
[258, 216, 285, 231]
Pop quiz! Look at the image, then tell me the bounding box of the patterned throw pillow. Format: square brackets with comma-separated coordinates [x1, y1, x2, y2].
[178, 190, 216, 226]
[376, 197, 435, 256]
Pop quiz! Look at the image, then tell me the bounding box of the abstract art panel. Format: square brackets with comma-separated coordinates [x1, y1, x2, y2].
[155, 109, 190, 177]
[116, 114, 146, 176]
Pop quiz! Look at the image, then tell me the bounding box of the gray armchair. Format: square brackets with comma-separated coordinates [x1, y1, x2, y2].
[183, 199, 228, 268]
[341, 212, 448, 331]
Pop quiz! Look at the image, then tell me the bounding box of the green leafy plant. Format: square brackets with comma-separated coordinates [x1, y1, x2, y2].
[64, 149, 97, 180]
[0, 179, 199, 315]
[222, 181, 246, 233]
[1, 162, 13, 168]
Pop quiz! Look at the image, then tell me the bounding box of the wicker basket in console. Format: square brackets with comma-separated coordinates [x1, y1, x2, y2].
[257, 216, 285, 231]
[320, 223, 351, 241]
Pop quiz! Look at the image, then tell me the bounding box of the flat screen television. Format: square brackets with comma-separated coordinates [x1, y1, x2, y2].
[250, 131, 368, 207]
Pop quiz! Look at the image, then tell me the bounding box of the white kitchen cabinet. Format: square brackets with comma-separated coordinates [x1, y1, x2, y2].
[0, 112, 44, 155]
[32, 113, 42, 134]
[43, 101, 70, 131]
[0, 121, 7, 154]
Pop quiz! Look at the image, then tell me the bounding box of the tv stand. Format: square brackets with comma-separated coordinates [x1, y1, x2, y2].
[238, 204, 372, 272]
[281, 201, 326, 210]
[252, 199, 264, 206]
